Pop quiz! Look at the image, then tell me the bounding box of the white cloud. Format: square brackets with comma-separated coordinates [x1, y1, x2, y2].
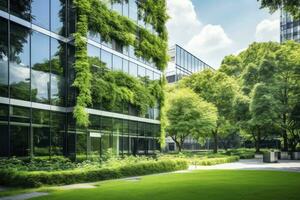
[166, 0, 233, 68]
[255, 18, 280, 42]
[166, 0, 202, 46]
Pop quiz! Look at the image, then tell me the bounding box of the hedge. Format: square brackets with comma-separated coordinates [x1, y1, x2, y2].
[0, 159, 188, 188]
[189, 156, 239, 166]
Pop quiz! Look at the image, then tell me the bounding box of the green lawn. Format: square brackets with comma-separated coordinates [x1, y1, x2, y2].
[31, 170, 300, 200]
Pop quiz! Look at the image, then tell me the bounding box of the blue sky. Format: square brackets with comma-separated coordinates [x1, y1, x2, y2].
[166, 0, 280, 68]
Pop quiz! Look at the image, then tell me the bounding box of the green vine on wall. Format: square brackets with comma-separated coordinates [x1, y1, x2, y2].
[73, 0, 168, 147]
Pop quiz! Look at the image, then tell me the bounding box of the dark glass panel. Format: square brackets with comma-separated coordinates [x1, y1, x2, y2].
[31, 31, 50, 104]
[0, 0, 7, 11]
[100, 117, 112, 155]
[67, 45, 76, 107]
[51, 0, 66, 36]
[76, 130, 87, 161]
[113, 119, 122, 155]
[101, 50, 112, 70]
[10, 22, 31, 101]
[66, 113, 76, 159]
[0, 104, 9, 157]
[10, 0, 31, 20]
[67, 0, 76, 36]
[0, 18, 8, 97]
[32, 109, 50, 157]
[51, 38, 66, 106]
[51, 112, 66, 156]
[31, 0, 50, 29]
[10, 106, 31, 157]
[88, 115, 101, 159]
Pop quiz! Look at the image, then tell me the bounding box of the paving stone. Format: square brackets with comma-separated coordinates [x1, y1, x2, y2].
[0, 192, 48, 200]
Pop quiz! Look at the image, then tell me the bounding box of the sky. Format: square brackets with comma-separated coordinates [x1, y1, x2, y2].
[166, 0, 280, 68]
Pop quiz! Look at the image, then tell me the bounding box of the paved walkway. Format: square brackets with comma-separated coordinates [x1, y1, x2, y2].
[188, 159, 300, 172]
[0, 192, 48, 200]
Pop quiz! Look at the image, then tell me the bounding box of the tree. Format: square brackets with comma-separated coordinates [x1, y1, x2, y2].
[250, 83, 280, 152]
[165, 87, 217, 152]
[182, 70, 239, 153]
[258, 0, 300, 18]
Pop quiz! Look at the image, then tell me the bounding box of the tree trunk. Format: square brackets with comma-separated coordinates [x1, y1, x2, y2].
[255, 131, 261, 153]
[282, 129, 289, 151]
[213, 131, 218, 154]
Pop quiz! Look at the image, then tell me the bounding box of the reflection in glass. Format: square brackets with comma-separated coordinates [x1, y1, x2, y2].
[31, 0, 50, 29]
[0, 18, 8, 97]
[0, 104, 9, 157]
[51, 112, 66, 156]
[129, 62, 137, 77]
[51, 0, 66, 36]
[76, 130, 87, 160]
[32, 109, 50, 157]
[51, 38, 66, 106]
[31, 31, 50, 104]
[101, 50, 112, 69]
[10, 23, 31, 101]
[10, 106, 31, 157]
[112, 55, 122, 71]
[0, 0, 7, 11]
[10, 0, 31, 20]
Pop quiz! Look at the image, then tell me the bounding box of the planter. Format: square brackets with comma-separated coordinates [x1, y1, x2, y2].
[263, 151, 278, 163]
[292, 152, 300, 160]
[279, 151, 290, 160]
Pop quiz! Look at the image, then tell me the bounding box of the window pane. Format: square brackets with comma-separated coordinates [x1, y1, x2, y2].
[31, 0, 50, 29]
[31, 31, 50, 104]
[51, 0, 66, 36]
[0, 18, 8, 97]
[10, 106, 31, 157]
[122, 59, 129, 74]
[10, 23, 31, 101]
[10, 0, 31, 20]
[51, 112, 66, 156]
[0, 104, 9, 157]
[0, 0, 7, 11]
[138, 66, 145, 78]
[113, 55, 122, 71]
[112, 1, 122, 15]
[51, 38, 66, 106]
[101, 50, 112, 70]
[76, 130, 87, 161]
[32, 109, 50, 158]
[129, 62, 137, 77]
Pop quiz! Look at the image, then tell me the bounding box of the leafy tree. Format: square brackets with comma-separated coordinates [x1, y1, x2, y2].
[258, 0, 300, 18]
[182, 70, 239, 153]
[219, 55, 243, 78]
[165, 87, 217, 152]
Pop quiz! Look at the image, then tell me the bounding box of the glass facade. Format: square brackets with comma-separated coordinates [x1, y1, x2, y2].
[0, 0, 161, 160]
[166, 45, 213, 83]
[281, 10, 300, 43]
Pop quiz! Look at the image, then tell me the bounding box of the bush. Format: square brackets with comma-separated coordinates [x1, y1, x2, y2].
[0, 159, 188, 188]
[188, 156, 239, 166]
[226, 148, 255, 159]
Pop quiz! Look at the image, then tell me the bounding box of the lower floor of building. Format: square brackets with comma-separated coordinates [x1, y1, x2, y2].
[0, 103, 161, 160]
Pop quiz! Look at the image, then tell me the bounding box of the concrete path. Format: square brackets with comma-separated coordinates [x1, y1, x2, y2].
[188, 159, 300, 172]
[0, 192, 48, 200]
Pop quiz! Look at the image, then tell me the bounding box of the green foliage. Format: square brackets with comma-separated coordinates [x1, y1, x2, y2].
[0, 159, 188, 187]
[165, 87, 218, 151]
[72, 0, 168, 130]
[258, 0, 300, 18]
[226, 148, 256, 159]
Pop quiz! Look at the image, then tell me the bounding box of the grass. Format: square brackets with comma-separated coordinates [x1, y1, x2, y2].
[26, 170, 300, 200]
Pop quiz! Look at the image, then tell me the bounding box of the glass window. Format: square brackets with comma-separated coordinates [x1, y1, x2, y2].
[0, 0, 7, 11]
[76, 130, 87, 160]
[146, 69, 154, 80]
[129, 0, 137, 22]
[112, 1, 122, 15]
[113, 55, 122, 71]
[10, 106, 31, 157]
[101, 50, 112, 70]
[88, 31, 101, 43]
[10, 0, 31, 20]
[51, 111, 66, 156]
[154, 72, 160, 81]
[0, 104, 9, 157]
[129, 62, 137, 77]
[138, 66, 145, 78]
[10, 23, 31, 101]
[32, 109, 50, 157]
[122, 59, 129, 74]
[51, 0, 66, 36]
[101, 117, 112, 154]
[31, 31, 50, 104]
[112, 40, 123, 53]
[129, 45, 136, 59]
[51, 38, 66, 106]
[123, 1, 129, 17]
[113, 119, 122, 154]
[0, 18, 8, 97]
[31, 0, 50, 30]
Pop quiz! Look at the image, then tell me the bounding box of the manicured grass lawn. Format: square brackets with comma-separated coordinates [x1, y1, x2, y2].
[32, 170, 300, 200]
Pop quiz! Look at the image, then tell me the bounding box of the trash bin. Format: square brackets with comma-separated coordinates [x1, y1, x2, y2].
[279, 151, 290, 160]
[263, 151, 278, 163]
[292, 152, 300, 160]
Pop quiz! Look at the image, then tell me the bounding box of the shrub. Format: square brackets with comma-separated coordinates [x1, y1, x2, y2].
[226, 148, 255, 159]
[188, 156, 239, 166]
[0, 159, 188, 188]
